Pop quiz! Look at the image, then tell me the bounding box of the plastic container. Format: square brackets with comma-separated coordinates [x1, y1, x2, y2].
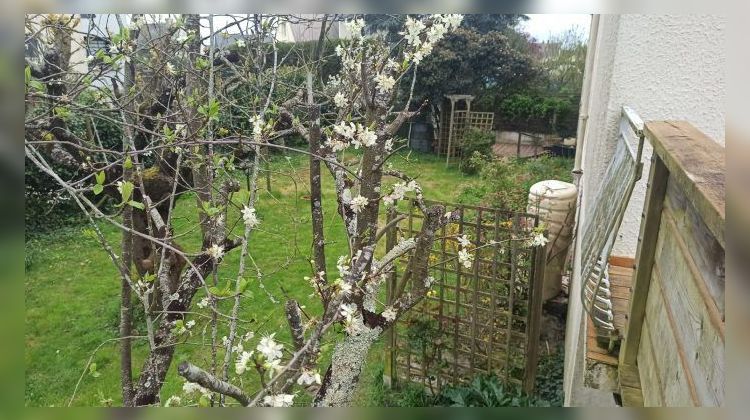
[527, 180, 578, 301]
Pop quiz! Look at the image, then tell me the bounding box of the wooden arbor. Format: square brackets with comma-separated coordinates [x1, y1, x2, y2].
[435, 95, 494, 164]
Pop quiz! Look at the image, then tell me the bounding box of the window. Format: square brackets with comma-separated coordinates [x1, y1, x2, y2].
[85, 35, 110, 56]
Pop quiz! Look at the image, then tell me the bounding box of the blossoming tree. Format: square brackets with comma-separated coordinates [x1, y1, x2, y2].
[25, 13, 547, 407]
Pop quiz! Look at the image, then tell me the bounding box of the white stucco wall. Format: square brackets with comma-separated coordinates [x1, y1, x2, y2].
[564, 14, 726, 406]
[583, 14, 726, 258]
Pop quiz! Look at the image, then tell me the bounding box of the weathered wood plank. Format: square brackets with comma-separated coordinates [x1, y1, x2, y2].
[619, 156, 669, 369]
[664, 177, 725, 317]
[620, 385, 644, 407]
[638, 320, 665, 406]
[644, 270, 696, 406]
[644, 121, 725, 248]
[653, 213, 724, 406]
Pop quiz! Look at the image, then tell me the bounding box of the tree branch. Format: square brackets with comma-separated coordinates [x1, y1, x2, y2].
[178, 362, 250, 406]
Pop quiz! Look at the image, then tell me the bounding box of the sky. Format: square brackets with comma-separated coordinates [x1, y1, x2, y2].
[517, 14, 591, 42]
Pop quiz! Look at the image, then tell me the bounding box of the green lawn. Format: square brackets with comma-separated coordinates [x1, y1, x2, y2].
[25, 151, 484, 407]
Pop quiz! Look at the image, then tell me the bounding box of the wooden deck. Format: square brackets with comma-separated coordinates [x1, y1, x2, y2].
[586, 256, 634, 366]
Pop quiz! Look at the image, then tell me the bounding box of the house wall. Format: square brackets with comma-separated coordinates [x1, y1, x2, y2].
[564, 14, 727, 406]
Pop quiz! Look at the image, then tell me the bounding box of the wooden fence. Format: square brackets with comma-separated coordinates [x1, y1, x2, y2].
[383, 199, 546, 394]
[618, 121, 725, 406]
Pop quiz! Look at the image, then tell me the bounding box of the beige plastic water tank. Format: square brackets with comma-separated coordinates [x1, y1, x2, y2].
[527, 180, 578, 301]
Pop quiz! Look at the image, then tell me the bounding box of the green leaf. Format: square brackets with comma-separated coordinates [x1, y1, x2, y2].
[95, 171, 105, 185]
[92, 184, 104, 195]
[124, 156, 133, 169]
[237, 278, 249, 294]
[25, 66, 31, 86]
[128, 200, 145, 210]
[120, 181, 134, 203]
[29, 80, 45, 93]
[208, 286, 231, 298]
[197, 98, 220, 121]
[88, 363, 100, 377]
[54, 107, 70, 120]
[198, 394, 211, 407]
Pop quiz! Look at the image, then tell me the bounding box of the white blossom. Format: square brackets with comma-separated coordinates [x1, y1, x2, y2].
[263, 394, 295, 407]
[404, 16, 426, 46]
[339, 281, 353, 295]
[457, 235, 472, 248]
[441, 14, 464, 30]
[382, 306, 397, 322]
[235, 350, 254, 375]
[458, 249, 474, 269]
[241, 206, 260, 228]
[345, 18, 365, 39]
[166, 62, 176, 75]
[340, 302, 358, 322]
[327, 139, 349, 153]
[264, 358, 282, 378]
[185, 320, 196, 329]
[356, 127, 378, 147]
[85, 55, 95, 63]
[109, 44, 119, 54]
[206, 244, 224, 260]
[196, 296, 210, 309]
[350, 195, 369, 213]
[257, 333, 283, 361]
[335, 44, 345, 57]
[297, 369, 322, 386]
[333, 91, 348, 108]
[333, 121, 357, 140]
[236, 39, 245, 48]
[116, 181, 124, 194]
[528, 232, 549, 248]
[374, 73, 396, 94]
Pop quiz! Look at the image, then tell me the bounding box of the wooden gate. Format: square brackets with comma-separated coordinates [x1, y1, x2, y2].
[383, 200, 546, 394]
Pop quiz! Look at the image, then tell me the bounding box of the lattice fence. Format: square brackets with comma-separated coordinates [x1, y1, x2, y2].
[384, 199, 546, 394]
[435, 110, 495, 161]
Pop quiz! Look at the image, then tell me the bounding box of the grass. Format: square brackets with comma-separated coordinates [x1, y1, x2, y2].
[25, 150, 484, 407]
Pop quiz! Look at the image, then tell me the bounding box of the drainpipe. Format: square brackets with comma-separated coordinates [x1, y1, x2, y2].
[572, 14, 600, 186]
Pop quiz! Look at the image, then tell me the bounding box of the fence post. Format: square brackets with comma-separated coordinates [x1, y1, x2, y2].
[523, 240, 547, 394]
[383, 204, 398, 388]
[617, 155, 669, 405]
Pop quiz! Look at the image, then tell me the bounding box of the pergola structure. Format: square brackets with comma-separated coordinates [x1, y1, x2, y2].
[435, 94, 494, 164]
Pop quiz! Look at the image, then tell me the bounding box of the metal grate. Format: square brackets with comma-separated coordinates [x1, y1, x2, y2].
[580, 106, 645, 343]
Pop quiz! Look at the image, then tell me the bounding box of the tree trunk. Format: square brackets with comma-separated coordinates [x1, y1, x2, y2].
[119, 207, 134, 406]
[132, 254, 215, 405]
[314, 326, 382, 406]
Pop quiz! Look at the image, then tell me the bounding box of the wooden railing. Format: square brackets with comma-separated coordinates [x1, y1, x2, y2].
[618, 121, 725, 406]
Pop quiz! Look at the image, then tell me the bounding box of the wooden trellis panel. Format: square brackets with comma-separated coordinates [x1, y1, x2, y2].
[384, 199, 546, 395]
[435, 110, 495, 161]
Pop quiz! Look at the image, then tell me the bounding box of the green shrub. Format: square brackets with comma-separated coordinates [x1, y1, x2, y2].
[435, 375, 553, 407]
[459, 128, 495, 174]
[25, 89, 123, 236]
[535, 349, 565, 406]
[459, 154, 573, 211]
